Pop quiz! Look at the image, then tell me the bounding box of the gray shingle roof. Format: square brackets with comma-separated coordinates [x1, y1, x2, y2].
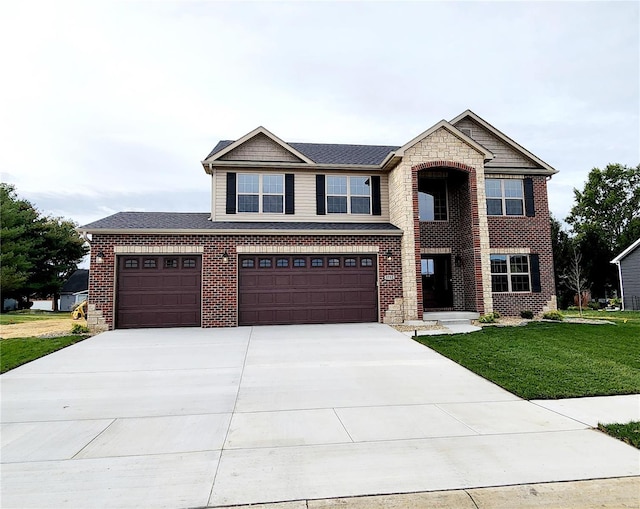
[61, 269, 89, 294]
[80, 212, 402, 233]
[205, 140, 399, 165]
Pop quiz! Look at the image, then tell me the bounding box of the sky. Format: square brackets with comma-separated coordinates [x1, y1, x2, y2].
[1, 0, 638, 233]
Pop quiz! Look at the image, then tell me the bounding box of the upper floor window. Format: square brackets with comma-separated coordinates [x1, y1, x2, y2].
[486, 179, 524, 216]
[326, 176, 371, 214]
[490, 254, 531, 292]
[237, 174, 284, 213]
[418, 178, 447, 221]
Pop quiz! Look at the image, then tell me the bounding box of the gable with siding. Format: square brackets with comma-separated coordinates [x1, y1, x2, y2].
[220, 133, 305, 163]
[620, 245, 640, 310]
[453, 118, 539, 169]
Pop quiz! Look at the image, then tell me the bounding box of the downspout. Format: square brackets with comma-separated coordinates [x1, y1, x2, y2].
[613, 260, 625, 311]
[209, 163, 216, 221]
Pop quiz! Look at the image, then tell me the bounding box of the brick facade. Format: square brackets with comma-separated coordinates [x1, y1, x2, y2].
[487, 175, 557, 316]
[88, 233, 403, 330]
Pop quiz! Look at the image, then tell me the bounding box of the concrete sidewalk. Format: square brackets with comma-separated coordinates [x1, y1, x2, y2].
[1, 324, 638, 508]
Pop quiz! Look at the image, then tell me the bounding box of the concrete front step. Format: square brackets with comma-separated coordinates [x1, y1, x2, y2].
[423, 311, 480, 321]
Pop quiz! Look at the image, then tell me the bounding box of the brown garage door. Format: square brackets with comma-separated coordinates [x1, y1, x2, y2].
[238, 254, 378, 326]
[116, 255, 201, 329]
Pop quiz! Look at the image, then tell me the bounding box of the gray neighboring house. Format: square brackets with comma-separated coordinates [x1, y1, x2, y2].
[60, 269, 89, 312]
[611, 238, 640, 311]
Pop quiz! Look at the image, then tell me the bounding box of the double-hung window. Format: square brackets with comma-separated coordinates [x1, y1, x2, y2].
[486, 179, 524, 216]
[326, 176, 371, 214]
[237, 174, 284, 213]
[490, 254, 531, 292]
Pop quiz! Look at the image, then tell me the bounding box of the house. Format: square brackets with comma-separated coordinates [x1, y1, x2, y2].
[60, 269, 90, 312]
[79, 110, 558, 331]
[611, 238, 640, 310]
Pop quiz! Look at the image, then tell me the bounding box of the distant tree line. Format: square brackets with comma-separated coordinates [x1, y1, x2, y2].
[552, 163, 640, 308]
[1, 183, 88, 311]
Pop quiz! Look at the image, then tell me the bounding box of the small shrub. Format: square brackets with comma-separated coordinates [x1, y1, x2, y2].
[566, 305, 579, 311]
[542, 310, 563, 321]
[479, 312, 498, 323]
[520, 310, 534, 319]
[587, 301, 601, 310]
[492, 311, 501, 319]
[71, 324, 90, 334]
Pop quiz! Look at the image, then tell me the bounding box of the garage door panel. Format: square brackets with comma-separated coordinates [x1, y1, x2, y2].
[117, 255, 201, 329]
[239, 255, 377, 326]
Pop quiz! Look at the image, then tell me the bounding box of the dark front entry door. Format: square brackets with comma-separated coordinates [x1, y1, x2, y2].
[421, 255, 453, 310]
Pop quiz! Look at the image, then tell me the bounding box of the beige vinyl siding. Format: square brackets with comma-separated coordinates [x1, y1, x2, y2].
[454, 118, 538, 169]
[214, 169, 390, 222]
[220, 133, 303, 163]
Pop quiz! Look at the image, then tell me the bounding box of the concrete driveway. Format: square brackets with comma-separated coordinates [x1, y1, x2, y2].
[1, 323, 638, 508]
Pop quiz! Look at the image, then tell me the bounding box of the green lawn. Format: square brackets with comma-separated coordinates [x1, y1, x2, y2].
[1, 335, 88, 373]
[415, 319, 640, 400]
[0, 310, 70, 325]
[598, 422, 640, 449]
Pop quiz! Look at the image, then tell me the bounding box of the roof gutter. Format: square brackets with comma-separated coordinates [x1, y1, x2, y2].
[79, 228, 404, 236]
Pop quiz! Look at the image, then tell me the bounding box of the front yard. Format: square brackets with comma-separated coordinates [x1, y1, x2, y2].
[415, 312, 640, 400]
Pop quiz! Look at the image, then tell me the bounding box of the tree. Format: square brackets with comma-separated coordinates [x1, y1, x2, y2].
[561, 245, 589, 316]
[566, 163, 640, 300]
[567, 163, 640, 254]
[550, 214, 574, 308]
[0, 184, 88, 309]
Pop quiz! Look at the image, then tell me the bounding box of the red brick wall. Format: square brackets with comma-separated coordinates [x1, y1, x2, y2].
[89, 233, 403, 329]
[488, 176, 556, 316]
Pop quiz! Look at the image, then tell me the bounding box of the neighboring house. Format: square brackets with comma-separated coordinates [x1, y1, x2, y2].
[611, 238, 640, 311]
[60, 269, 89, 312]
[80, 110, 558, 331]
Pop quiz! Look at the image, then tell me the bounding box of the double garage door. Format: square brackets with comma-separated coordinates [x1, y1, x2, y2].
[116, 253, 378, 328]
[238, 254, 378, 326]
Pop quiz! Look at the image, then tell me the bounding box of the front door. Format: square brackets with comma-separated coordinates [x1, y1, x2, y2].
[421, 255, 453, 310]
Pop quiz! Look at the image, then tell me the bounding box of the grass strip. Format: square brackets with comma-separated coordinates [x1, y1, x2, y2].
[1, 335, 89, 373]
[598, 422, 640, 449]
[415, 321, 640, 400]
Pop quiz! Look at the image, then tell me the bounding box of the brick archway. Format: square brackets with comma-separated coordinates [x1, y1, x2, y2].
[411, 160, 475, 173]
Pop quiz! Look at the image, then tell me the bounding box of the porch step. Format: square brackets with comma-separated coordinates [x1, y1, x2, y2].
[423, 311, 481, 334]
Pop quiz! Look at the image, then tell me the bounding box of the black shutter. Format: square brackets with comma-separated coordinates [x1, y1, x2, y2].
[285, 174, 295, 214]
[530, 254, 541, 293]
[226, 172, 236, 214]
[316, 174, 326, 215]
[371, 175, 381, 216]
[524, 178, 535, 217]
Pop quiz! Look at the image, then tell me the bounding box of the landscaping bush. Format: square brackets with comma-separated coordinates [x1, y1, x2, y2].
[71, 323, 90, 334]
[479, 312, 498, 323]
[588, 301, 601, 310]
[542, 310, 563, 321]
[520, 310, 534, 319]
[566, 305, 579, 311]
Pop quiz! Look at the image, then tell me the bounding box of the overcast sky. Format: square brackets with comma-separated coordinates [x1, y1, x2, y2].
[1, 1, 638, 232]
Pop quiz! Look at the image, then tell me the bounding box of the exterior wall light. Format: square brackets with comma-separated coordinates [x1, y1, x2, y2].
[95, 250, 105, 264]
[385, 250, 393, 261]
[222, 251, 229, 263]
[455, 254, 462, 267]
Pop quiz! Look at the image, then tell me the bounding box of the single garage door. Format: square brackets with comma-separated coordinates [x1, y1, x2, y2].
[238, 254, 378, 326]
[116, 255, 201, 329]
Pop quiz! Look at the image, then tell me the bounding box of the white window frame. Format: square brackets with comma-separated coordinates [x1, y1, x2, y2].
[326, 175, 371, 215]
[486, 178, 525, 216]
[490, 254, 532, 293]
[237, 173, 284, 214]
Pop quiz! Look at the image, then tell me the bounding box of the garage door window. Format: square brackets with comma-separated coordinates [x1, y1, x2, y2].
[276, 258, 289, 267]
[328, 258, 340, 267]
[259, 258, 272, 268]
[242, 259, 254, 268]
[124, 259, 138, 269]
[311, 258, 323, 267]
[183, 259, 196, 268]
[345, 258, 357, 267]
[293, 258, 306, 267]
[361, 258, 373, 267]
[165, 259, 178, 268]
[143, 258, 157, 269]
